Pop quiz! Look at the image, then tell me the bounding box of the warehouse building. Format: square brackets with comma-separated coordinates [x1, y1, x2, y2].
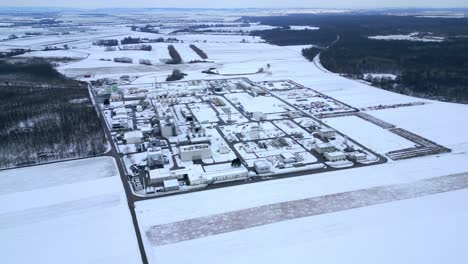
[163, 179, 180, 192]
[348, 152, 368, 162]
[324, 151, 347, 162]
[317, 128, 336, 139]
[281, 152, 297, 164]
[149, 167, 192, 184]
[254, 160, 271, 174]
[179, 143, 212, 161]
[252, 112, 266, 121]
[315, 142, 336, 154]
[124, 130, 143, 144]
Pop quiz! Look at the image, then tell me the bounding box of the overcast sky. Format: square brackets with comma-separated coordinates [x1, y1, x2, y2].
[1, 0, 467, 9]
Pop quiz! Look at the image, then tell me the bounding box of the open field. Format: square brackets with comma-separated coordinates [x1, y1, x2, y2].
[0, 157, 141, 264]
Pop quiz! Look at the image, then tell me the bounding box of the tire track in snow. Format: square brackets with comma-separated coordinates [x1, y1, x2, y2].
[147, 172, 468, 246]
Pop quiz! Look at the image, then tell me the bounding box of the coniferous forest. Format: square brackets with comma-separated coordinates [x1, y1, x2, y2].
[0, 59, 107, 168]
[246, 14, 468, 103]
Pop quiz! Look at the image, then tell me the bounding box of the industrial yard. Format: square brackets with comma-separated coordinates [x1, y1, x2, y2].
[93, 76, 449, 198]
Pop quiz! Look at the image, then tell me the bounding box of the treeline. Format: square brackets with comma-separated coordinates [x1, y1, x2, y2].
[301, 46, 323, 61]
[189, 44, 208, 59]
[0, 59, 107, 168]
[120, 44, 152, 51]
[93, 39, 119, 46]
[0, 49, 29, 58]
[167, 45, 182, 64]
[0, 58, 72, 85]
[243, 14, 468, 103]
[166, 69, 186, 81]
[131, 24, 159, 34]
[250, 28, 336, 46]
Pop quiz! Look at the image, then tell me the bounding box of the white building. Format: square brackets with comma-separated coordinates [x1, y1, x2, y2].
[281, 152, 297, 164]
[252, 112, 266, 121]
[348, 152, 367, 162]
[114, 107, 128, 116]
[315, 142, 335, 154]
[317, 128, 336, 139]
[188, 167, 248, 185]
[112, 119, 130, 130]
[254, 160, 271, 174]
[324, 151, 347, 162]
[251, 86, 266, 95]
[163, 179, 180, 192]
[147, 147, 165, 167]
[179, 144, 212, 161]
[149, 167, 193, 184]
[160, 119, 177, 138]
[124, 130, 143, 144]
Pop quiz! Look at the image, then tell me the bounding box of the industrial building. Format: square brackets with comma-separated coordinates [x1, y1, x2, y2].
[315, 142, 336, 154]
[324, 151, 347, 162]
[124, 130, 143, 144]
[149, 167, 191, 184]
[163, 179, 180, 192]
[254, 160, 271, 174]
[179, 143, 212, 161]
[252, 112, 266, 121]
[147, 147, 165, 168]
[112, 119, 130, 130]
[160, 118, 178, 138]
[317, 128, 336, 139]
[189, 167, 249, 185]
[348, 152, 368, 162]
[281, 152, 297, 164]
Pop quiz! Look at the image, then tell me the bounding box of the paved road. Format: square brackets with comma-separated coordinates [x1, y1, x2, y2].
[147, 171, 468, 246]
[88, 84, 149, 264]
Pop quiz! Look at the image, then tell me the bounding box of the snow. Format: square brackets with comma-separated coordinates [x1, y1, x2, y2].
[0, 156, 117, 195]
[0, 157, 141, 264]
[369, 32, 445, 42]
[289, 26, 320, 30]
[371, 102, 468, 152]
[225, 92, 287, 113]
[149, 188, 468, 264]
[324, 115, 415, 154]
[364, 73, 398, 80]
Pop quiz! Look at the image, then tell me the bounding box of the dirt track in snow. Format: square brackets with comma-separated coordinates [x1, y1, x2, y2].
[147, 172, 468, 246]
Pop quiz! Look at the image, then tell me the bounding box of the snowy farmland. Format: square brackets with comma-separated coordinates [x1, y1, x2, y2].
[0, 157, 141, 264]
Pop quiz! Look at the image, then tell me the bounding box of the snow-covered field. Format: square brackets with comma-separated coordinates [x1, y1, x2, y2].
[145, 187, 468, 264]
[324, 115, 416, 154]
[0, 157, 141, 264]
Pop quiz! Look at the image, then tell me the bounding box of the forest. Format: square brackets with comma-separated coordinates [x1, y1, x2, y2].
[0, 59, 107, 168]
[244, 14, 468, 103]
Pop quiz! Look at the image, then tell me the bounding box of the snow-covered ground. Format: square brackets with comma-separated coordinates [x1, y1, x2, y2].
[145, 188, 468, 264]
[369, 32, 445, 42]
[324, 115, 415, 154]
[0, 157, 141, 264]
